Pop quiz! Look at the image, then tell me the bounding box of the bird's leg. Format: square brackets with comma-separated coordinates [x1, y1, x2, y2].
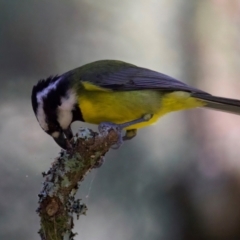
[98, 113, 153, 149]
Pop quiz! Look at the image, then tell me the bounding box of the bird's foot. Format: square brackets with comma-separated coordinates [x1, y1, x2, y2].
[98, 113, 153, 149]
[98, 122, 124, 149]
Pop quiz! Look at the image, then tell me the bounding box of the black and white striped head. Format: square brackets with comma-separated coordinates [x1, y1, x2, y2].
[31, 75, 80, 149]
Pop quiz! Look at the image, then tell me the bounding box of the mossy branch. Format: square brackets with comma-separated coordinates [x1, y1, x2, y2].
[37, 127, 119, 240]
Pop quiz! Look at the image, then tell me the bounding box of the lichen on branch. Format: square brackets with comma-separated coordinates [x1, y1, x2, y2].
[37, 127, 119, 240]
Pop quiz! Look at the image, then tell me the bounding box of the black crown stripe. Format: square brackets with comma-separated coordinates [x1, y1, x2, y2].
[31, 76, 60, 115]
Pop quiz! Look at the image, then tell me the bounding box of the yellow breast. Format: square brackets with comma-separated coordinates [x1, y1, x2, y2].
[78, 82, 204, 129]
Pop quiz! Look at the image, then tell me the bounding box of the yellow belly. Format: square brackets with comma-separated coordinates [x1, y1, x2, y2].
[78, 89, 204, 129]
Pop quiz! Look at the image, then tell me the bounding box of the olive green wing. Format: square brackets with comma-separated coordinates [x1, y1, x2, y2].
[71, 60, 207, 94]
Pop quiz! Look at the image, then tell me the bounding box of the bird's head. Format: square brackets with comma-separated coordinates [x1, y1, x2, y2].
[31, 75, 81, 149]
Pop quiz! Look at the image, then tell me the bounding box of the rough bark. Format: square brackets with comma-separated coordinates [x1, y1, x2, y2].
[37, 127, 119, 240]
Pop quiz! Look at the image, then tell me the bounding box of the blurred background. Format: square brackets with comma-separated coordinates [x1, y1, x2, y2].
[0, 0, 240, 239]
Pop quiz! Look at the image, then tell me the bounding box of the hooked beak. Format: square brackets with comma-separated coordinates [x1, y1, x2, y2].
[53, 127, 73, 150]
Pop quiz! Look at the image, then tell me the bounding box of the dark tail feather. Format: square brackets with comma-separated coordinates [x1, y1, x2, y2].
[192, 93, 240, 115]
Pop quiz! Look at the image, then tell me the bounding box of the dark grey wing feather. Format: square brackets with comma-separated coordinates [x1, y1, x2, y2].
[88, 65, 208, 94]
[69, 60, 208, 94]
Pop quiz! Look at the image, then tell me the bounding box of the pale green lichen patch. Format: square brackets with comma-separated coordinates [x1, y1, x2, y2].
[61, 176, 71, 188]
[38, 127, 117, 240]
[65, 156, 84, 172]
[77, 128, 94, 139]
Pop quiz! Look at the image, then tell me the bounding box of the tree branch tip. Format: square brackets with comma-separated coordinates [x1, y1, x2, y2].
[38, 127, 119, 239]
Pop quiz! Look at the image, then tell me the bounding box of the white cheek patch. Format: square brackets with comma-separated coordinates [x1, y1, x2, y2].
[57, 111, 73, 130]
[57, 90, 77, 129]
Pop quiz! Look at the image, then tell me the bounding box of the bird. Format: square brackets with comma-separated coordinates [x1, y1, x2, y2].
[31, 60, 240, 149]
